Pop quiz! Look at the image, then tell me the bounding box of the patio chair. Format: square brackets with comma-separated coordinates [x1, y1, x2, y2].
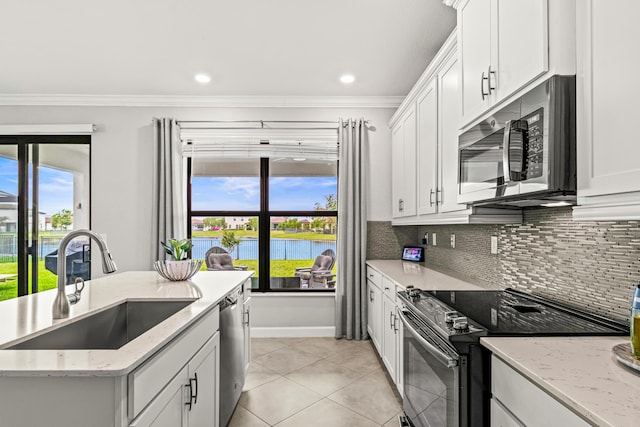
[205, 246, 248, 271]
[295, 249, 336, 288]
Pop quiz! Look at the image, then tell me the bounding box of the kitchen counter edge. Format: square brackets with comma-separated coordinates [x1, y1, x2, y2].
[0, 270, 252, 377]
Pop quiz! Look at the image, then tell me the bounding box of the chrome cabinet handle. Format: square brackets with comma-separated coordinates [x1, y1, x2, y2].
[503, 120, 513, 183]
[487, 65, 496, 94]
[481, 71, 489, 100]
[436, 188, 441, 206]
[390, 311, 395, 329]
[399, 198, 404, 212]
[244, 307, 251, 326]
[369, 289, 374, 302]
[429, 189, 435, 207]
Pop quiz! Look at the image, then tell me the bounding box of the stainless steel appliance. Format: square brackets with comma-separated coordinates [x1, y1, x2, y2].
[397, 287, 627, 427]
[458, 75, 576, 207]
[219, 286, 245, 426]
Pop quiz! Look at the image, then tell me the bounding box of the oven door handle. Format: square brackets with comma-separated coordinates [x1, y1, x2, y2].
[397, 309, 458, 369]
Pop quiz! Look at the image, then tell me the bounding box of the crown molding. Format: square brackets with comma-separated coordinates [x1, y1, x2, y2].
[0, 94, 404, 109]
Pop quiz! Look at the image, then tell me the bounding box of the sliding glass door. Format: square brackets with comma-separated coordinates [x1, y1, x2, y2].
[0, 136, 90, 301]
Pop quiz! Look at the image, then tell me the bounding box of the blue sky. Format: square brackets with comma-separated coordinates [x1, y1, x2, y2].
[0, 157, 74, 215]
[192, 176, 337, 211]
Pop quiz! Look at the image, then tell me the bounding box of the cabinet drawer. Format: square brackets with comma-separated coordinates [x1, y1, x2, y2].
[490, 398, 522, 427]
[382, 277, 396, 300]
[492, 356, 589, 427]
[366, 267, 382, 288]
[129, 306, 220, 419]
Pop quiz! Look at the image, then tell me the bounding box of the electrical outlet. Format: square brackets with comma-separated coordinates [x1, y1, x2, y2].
[450, 234, 456, 249]
[490, 236, 498, 255]
[432, 233, 437, 246]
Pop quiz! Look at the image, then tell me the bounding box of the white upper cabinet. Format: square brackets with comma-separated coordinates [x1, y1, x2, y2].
[494, 0, 548, 101]
[457, 0, 574, 129]
[390, 32, 521, 225]
[438, 53, 466, 214]
[391, 105, 417, 218]
[459, 0, 493, 122]
[416, 79, 438, 216]
[573, 0, 640, 220]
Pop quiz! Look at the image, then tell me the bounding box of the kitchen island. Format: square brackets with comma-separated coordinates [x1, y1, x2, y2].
[0, 270, 252, 427]
[483, 336, 640, 427]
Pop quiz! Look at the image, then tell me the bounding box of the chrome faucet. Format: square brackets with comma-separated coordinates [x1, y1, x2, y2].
[52, 229, 117, 319]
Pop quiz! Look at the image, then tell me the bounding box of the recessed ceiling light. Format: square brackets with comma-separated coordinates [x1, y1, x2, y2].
[340, 74, 355, 84]
[194, 73, 211, 84]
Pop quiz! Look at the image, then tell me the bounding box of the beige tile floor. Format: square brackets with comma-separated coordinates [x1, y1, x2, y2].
[228, 337, 403, 427]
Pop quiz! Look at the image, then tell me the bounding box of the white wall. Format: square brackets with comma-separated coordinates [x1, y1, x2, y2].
[0, 105, 394, 272]
[0, 104, 394, 334]
[250, 293, 336, 337]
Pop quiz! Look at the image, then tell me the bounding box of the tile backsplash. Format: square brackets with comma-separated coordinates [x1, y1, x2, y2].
[366, 208, 640, 321]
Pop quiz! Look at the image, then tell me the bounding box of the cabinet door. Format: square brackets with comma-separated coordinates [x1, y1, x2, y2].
[577, 0, 640, 198]
[391, 123, 405, 218]
[416, 79, 439, 216]
[392, 106, 417, 218]
[367, 280, 382, 352]
[459, 0, 492, 123]
[187, 334, 220, 427]
[495, 0, 548, 102]
[438, 55, 467, 213]
[381, 294, 397, 382]
[130, 367, 188, 427]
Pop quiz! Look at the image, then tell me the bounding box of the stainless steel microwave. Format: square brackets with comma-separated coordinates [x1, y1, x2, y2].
[458, 75, 576, 207]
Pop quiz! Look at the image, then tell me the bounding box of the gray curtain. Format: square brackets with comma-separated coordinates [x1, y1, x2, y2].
[151, 118, 187, 265]
[335, 118, 368, 340]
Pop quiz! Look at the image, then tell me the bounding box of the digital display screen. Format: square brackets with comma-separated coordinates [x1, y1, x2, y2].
[402, 247, 424, 262]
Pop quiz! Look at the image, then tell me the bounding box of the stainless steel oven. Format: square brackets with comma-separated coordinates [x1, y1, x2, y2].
[396, 287, 628, 427]
[397, 308, 464, 427]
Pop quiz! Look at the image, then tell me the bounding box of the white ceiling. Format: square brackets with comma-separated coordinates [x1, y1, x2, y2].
[1, 0, 456, 99]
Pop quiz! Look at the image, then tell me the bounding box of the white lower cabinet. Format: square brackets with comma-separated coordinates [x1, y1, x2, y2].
[491, 355, 589, 427]
[131, 334, 219, 427]
[0, 305, 221, 427]
[381, 292, 398, 381]
[366, 265, 403, 393]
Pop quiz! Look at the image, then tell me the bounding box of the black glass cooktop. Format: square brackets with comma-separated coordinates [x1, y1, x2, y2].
[421, 289, 628, 336]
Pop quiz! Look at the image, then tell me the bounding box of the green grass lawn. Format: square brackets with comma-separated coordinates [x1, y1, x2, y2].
[0, 260, 57, 301]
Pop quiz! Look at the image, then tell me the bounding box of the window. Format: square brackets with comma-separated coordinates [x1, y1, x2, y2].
[0, 137, 91, 301]
[188, 156, 337, 291]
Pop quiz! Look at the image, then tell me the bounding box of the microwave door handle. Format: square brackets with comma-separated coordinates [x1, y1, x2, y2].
[502, 119, 512, 183]
[397, 310, 459, 368]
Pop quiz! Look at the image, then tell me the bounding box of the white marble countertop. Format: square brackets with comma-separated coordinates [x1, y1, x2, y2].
[366, 260, 485, 291]
[482, 336, 640, 427]
[0, 270, 252, 377]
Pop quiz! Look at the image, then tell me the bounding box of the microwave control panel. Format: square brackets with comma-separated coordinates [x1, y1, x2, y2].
[524, 108, 544, 179]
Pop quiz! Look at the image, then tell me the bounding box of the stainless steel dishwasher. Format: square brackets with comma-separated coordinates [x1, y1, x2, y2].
[219, 286, 245, 426]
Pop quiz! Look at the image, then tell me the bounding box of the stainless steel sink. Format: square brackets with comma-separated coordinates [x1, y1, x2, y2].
[8, 300, 195, 350]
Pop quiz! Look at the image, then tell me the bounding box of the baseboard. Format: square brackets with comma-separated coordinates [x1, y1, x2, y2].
[251, 326, 336, 338]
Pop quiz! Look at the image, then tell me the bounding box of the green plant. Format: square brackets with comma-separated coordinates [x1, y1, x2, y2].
[221, 231, 240, 254]
[160, 238, 192, 260]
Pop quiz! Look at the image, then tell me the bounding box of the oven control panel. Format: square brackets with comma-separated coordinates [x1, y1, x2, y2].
[398, 290, 485, 338]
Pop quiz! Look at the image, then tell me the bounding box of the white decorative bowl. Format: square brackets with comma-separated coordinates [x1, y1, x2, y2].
[154, 259, 203, 281]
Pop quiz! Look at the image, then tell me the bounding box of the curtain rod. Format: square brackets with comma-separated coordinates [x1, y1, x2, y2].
[176, 119, 371, 129]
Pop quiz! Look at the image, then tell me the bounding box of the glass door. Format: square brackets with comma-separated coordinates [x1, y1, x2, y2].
[0, 137, 90, 301]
